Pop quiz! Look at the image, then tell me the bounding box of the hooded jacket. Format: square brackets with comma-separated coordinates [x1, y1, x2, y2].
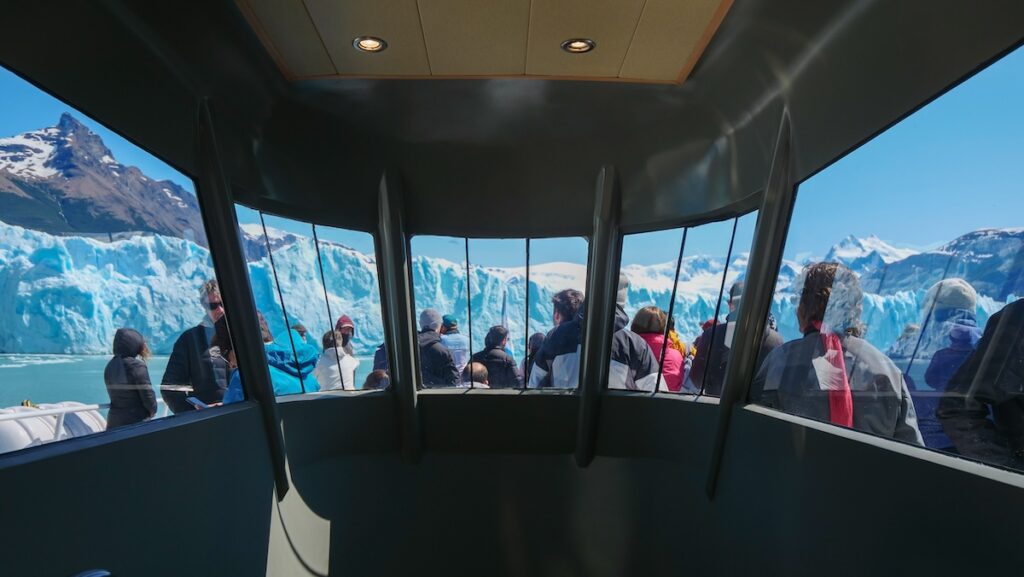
[418, 330, 459, 387]
[104, 328, 157, 430]
[471, 346, 521, 388]
[938, 300, 1024, 467]
[314, 347, 360, 391]
[160, 321, 230, 412]
[528, 305, 657, 391]
[223, 330, 321, 404]
[637, 332, 684, 392]
[751, 331, 923, 445]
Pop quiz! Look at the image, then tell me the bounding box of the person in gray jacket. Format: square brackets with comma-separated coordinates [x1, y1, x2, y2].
[104, 328, 157, 430]
[751, 262, 923, 445]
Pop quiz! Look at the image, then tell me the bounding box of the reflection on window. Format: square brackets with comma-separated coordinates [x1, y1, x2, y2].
[233, 207, 385, 397]
[613, 213, 758, 396]
[750, 45, 1024, 470]
[0, 66, 232, 455]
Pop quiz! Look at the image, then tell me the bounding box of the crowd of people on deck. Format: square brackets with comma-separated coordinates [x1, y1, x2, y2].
[102, 260, 1024, 472]
[102, 279, 387, 431]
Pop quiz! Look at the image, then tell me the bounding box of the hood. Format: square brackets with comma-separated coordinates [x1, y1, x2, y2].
[418, 330, 441, 348]
[112, 328, 145, 358]
[638, 332, 666, 348]
[614, 306, 629, 332]
[265, 330, 319, 378]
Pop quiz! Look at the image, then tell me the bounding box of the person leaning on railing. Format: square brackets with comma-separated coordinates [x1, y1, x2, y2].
[160, 280, 230, 413]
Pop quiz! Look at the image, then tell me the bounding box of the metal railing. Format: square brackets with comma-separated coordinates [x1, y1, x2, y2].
[0, 399, 171, 443]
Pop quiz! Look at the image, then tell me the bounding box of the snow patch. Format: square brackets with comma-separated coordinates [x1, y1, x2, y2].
[0, 131, 59, 179]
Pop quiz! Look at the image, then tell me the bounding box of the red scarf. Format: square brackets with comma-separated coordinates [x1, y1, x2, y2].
[811, 321, 853, 427]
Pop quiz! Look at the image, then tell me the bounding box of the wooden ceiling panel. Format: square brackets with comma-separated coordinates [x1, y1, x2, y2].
[237, 0, 733, 82]
[418, 0, 530, 75]
[238, 0, 336, 78]
[619, 0, 733, 81]
[300, 0, 430, 76]
[526, 0, 646, 78]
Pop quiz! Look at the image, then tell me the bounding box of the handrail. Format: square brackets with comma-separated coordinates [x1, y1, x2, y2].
[0, 399, 169, 422]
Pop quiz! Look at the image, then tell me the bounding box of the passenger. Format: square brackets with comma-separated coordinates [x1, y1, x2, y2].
[630, 306, 684, 392]
[417, 309, 459, 387]
[103, 328, 157, 430]
[916, 278, 983, 451]
[551, 288, 584, 328]
[521, 332, 546, 383]
[334, 315, 357, 356]
[291, 323, 308, 343]
[691, 281, 783, 396]
[440, 314, 471, 379]
[751, 262, 923, 444]
[313, 330, 360, 391]
[362, 369, 391, 391]
[223, 314, 321, 403]
[471, 326, 521, 388]
[938, 298, 1024, 468]
[373, 342, 389, 372]
[463, 361, 490, 388]
[160, 280, 231, 413]
[529, 277, 657, 390]
[666, 317, 688, 357]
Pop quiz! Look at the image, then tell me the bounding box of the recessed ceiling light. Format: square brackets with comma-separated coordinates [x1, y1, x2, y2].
[561, 38, 595, 54]
[353, 36, 387, 53]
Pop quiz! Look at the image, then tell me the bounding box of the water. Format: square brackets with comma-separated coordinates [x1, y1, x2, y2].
[0, 354, 373, 409]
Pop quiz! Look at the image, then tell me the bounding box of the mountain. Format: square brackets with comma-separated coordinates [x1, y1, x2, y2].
[860, 228, 1024, 300]
[0, 114, 205, 245]
[824, 234, 918, 275]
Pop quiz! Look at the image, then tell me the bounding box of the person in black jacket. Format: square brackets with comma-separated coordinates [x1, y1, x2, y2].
[938, 299, 1024, 468]
[104, 328, 157, 430]
[471, 326, 521, 388]
[691, 281, 783, 396]
[417, 309, 459, 387]
[160, 280, 231, 413]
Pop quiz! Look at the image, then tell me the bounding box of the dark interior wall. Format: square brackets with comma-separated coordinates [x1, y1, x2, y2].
[272, 393, 1024, 577]
[0, 404, 276, 577]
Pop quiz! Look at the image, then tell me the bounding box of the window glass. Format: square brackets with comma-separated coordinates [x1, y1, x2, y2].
[675, 219, 740, 396]
[613, 228, 685, 392]
[0, 66, 235, 455]
[467, 239, 527, 388]
[751, 46, 1024, 471]
[313, 225, 384, 390]
[410, 235, 470, 387]
[525, 237, 589, 389]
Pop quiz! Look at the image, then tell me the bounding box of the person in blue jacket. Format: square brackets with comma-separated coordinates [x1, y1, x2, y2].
[218, 315, 321, 404]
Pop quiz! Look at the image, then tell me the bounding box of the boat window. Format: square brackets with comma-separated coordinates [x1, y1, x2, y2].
[410, 235, 471, 387]
[749, 45, 1024, 471]
[0, 65, 238, 455]
[467, 239, 527, 389]
[613, 228, 685, 392]
[234, 206, 383, 396]
[410, 235, 588, 389]
[611, 212, 757, 395]
[525, 237, 589, 390]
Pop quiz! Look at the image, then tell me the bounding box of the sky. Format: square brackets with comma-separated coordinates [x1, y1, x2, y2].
[3, 44, 1022, 267]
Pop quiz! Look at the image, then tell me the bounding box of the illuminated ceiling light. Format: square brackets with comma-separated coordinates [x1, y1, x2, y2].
[353, 36, 387, 53]
[561, 38, 595, 54]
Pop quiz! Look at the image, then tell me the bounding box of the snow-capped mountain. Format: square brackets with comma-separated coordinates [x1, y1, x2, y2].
[824, 234, 918, 275]
[0, 114, 205, 244]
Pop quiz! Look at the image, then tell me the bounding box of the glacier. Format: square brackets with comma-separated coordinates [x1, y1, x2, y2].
[0, 218, 1017, 360]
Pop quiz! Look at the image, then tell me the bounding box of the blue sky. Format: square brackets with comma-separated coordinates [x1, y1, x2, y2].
[3, 44, 1022, 267]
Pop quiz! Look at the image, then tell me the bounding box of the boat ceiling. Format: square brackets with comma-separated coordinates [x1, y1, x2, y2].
[0, 1, 1021, 237]
[236, 0, 732, 84]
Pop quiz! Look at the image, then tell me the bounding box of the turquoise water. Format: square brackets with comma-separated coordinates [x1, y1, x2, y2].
[0, 354, 373, 409]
